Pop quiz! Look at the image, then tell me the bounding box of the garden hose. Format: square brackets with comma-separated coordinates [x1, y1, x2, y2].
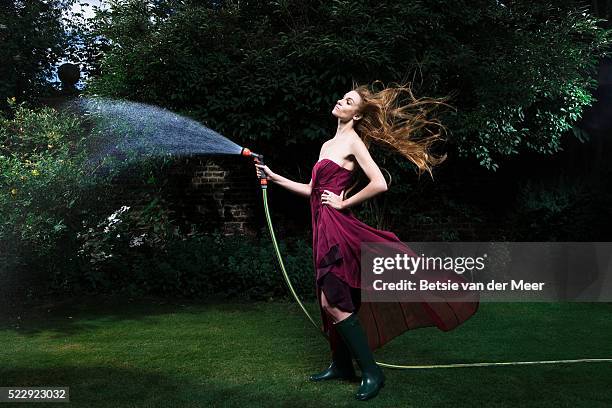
[243, 150, 612, 370]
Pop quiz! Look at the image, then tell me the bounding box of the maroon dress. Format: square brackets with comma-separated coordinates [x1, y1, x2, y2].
[311, 158, 480, 352]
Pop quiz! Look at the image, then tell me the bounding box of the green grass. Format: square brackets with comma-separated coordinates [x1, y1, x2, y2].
[1, 297, 611, 407]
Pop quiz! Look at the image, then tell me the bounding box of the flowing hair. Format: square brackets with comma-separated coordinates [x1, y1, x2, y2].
[344, 80, 454, 196]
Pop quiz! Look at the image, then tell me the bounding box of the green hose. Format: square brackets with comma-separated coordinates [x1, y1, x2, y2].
[262, 187, 324, 336]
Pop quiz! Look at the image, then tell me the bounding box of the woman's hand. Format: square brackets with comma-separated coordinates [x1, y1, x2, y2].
[254, 163, 277, 182]
[321, 189, 345, 210]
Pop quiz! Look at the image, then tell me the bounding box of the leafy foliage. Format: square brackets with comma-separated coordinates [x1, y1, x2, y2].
[0, 98, 98, 257]
[0, 1, 78, 107]
[508, 172, 612, 241]
[83, 0, 612, 171]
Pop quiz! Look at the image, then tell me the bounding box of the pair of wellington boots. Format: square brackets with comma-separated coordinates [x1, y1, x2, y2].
[309, 313, 385, 401]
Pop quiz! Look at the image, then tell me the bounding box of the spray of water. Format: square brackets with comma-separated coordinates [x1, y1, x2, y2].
[70, 97, 245, 175]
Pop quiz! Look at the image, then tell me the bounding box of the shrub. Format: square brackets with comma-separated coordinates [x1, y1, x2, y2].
[0, 99, 107, 266]
[508, 172, 612, 241]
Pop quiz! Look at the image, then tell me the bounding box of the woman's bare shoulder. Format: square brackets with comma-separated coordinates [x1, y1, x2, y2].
[348, 132, 365, 148]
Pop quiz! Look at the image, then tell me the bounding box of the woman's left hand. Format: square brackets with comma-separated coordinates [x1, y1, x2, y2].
[321, 189, 345, 210]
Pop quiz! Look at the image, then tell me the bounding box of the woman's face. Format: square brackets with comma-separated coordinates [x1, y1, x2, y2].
[331, 90, 363, 122]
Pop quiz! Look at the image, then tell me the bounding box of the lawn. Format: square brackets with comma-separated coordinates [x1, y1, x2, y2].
[1, 296, 611, 407]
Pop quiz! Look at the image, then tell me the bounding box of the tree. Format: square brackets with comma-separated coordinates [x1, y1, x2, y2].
[0, 0, 77, 108]
[84, 0, 612, 171]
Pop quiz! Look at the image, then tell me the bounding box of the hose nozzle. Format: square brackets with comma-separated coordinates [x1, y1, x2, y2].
[241, 147, 267, 186]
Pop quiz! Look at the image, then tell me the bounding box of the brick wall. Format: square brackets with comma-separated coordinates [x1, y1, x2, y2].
[106, 155, 263, 237]
[188, 156, 261, 236]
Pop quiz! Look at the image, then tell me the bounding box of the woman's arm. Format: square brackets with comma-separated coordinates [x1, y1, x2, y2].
[272, 174, 312, 198]
[254, 163, 311, 198]
[340, 138, 387, 210]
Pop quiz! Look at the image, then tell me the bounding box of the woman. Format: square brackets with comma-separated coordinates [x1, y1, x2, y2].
[255, 81, 479, 401]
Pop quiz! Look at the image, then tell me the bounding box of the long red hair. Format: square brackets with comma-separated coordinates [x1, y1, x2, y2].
[351, 80, 453, 182]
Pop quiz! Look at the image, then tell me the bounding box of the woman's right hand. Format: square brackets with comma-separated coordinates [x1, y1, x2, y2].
[254, 163, 276, 182]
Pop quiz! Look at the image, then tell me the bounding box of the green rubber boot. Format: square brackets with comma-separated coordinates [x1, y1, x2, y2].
[309, 326, 357, 382]
[335, 313, 385, 401]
